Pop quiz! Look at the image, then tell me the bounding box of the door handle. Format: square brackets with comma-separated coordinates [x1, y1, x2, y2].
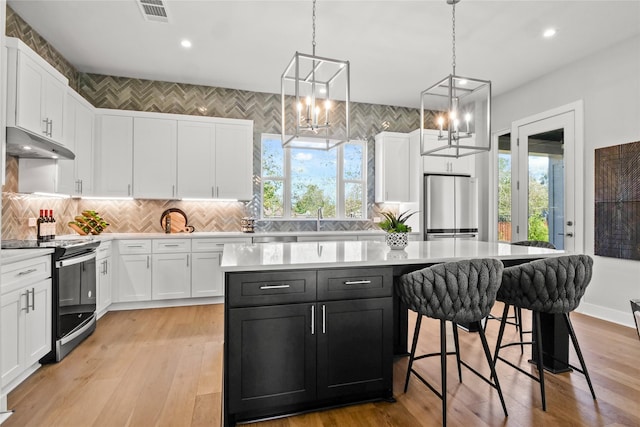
[322, 304, 326, 334]
[558, 232, 574, 237]
[29, 288, 36, 310]
[22, 290, 30, 313]
[311, 305, 315, 335]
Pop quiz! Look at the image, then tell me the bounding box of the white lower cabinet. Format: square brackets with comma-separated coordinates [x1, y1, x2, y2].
[117, 254, 151, 302]
[96, 241, 112, 315]
[1, 254, 52, 390]
[191, 252, 223, 297]
[152, 253, 191, 300]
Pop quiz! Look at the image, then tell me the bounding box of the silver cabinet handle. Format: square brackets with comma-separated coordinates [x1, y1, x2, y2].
[311, 305, 315, 335]
[344, 280, 372, 285]
[322, 304, 326, 334]
[163, 244, 180, 247]
[105, 259, 108, 275]
[49, 119, 53, 137]
[172, 185, 175, 198]
[211, 187, 214, 198]
[17, 268, 38, 276]
[29, 288, 35, 310]
[147, 255, 150, 269]
[22, 290, 30, 313]
[186, 254, 189, 267]
[127, 245, 144, 248]
[79, 179, 83, 194]
[259, 284, 290, 290]
[128, 184, 131, 196]
[42, 118, 48, 135]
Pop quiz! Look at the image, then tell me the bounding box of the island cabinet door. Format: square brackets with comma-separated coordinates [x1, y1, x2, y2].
[227, 303, 317, 414]
[316, 297, 393, 400]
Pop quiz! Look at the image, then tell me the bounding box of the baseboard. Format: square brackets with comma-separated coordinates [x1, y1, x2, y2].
[107, 296, 224, 312]
[577, 302, 635, 328]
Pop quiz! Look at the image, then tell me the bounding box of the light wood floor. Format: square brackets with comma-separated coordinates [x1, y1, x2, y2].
[5, 303, 640, 427]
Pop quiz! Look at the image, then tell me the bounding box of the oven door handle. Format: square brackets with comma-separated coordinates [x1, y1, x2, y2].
[56, 252, 96, 268]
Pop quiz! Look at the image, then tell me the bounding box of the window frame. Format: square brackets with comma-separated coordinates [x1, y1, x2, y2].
[260, 134, 367, 220]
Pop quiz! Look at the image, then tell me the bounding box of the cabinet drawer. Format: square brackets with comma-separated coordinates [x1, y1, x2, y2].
[1, 255, 52, 293]
[152, 239, 191, 253]
[97, 241, 112, 257]
[118, 240, 151, 254]
[227, 270, 316, 307]
[192, 237, 251, 252]
[317, 267, 392, 300]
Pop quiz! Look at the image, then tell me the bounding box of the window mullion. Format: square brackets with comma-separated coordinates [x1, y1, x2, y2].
[284, 147, 291, 218]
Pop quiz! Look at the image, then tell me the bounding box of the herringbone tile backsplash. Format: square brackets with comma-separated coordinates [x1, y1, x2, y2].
[2, 6, 424, 239]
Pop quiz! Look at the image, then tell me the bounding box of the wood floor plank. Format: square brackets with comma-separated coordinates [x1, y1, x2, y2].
[4, 303, 640, 427]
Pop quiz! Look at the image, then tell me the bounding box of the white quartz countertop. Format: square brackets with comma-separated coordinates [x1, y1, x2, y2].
[220, 240, 566, 272]
[0, 248, 54, 265]
[56, 230, 393, 240]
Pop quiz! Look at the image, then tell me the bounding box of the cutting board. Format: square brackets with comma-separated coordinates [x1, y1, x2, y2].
[160, 208, 194, 233]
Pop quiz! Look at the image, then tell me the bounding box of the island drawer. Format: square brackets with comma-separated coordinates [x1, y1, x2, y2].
[227, 270, 316, 307]
[317, 267, 393, 300]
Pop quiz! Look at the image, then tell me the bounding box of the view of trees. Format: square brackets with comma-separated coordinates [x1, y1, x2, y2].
[498, 153, 550, 242]
[261, 137, 364, 219]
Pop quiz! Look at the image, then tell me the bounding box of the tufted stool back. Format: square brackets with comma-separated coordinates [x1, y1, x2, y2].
[398, 258, 504, 324]
[498, 255, 593, 314]
[512, 240, 556, 249]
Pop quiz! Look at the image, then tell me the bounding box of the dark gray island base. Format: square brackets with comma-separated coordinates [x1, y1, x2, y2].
[221, 240, 569, 426]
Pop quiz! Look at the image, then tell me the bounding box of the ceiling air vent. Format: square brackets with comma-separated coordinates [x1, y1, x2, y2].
[137, 0, 169, 23]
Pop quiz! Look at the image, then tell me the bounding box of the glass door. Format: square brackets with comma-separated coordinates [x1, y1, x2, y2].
[513, 111, 575, 251]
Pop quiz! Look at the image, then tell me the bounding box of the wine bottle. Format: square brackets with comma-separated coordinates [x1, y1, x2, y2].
[50, 210, 56, 240]
[44, 210, 51, 241]
[37, 209, 45, 242]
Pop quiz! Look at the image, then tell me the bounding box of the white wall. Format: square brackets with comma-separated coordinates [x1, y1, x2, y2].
[490, 34, 640, 327]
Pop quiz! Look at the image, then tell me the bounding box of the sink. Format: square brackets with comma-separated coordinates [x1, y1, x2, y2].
[252, 235, 298, 243]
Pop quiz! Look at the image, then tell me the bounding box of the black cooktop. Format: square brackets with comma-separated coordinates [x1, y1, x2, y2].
[1, 239, 100, 258]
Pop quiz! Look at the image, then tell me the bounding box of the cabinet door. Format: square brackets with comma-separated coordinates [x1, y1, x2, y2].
[116, 254, 151, 302]
[1, 288, 24, 387]
[73, 98, 94, 195]
[96, 115, 133, 197]
[227, 304, 316, 413]
[15, 52, 45, 137]
[133, 117, 177, 199]
[316, 298, 393, 400]
[97, 257, 112, 314]
[24, 279, 52, 367]
[214, 123, 253, 200]
[177, 120, 215, 198]
[191, 252, 223, 297]
[151, 253, 190, 300]
[375, 133, 410, 202]
[43, 73, 66, 142]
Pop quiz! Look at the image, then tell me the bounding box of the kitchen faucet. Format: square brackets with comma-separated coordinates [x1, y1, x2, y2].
[317, 207, 323, 231]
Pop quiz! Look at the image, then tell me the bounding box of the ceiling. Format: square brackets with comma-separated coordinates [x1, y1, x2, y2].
[7, 0, 640, 109]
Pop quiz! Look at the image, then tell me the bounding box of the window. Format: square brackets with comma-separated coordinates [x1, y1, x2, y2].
[261, 134, 366, 219]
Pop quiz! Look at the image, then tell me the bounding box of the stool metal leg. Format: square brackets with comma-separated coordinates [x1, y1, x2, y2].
[516, 307, 524, 354]
[404, 314, 423, 393]
[478, 325, 508, 417]
[493, 303, 511, 367]
[563, 313, 597, 400]
[440, 319, 448, 427]
[533, 311, 547, 411]
[452, 322, 463, 383]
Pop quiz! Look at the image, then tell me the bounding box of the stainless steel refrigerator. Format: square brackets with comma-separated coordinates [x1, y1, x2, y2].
[424, 174, 478, 240]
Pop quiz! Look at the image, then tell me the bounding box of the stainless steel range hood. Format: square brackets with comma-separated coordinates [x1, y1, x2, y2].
[6, 127, 75, 160]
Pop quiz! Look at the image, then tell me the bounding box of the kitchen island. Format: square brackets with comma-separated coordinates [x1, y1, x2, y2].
[220, 239, 565, 426]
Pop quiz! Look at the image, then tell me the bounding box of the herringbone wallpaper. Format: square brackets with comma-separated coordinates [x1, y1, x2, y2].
[2, 7, 425, 239]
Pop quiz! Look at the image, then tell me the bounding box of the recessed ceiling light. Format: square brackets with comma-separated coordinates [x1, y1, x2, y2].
[181, 39, 192, 48]
[543, 28, 557, 38]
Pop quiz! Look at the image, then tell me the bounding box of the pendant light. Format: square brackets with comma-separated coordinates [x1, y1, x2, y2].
[421, 0, 491, 158]
[281, 0, 351, 150]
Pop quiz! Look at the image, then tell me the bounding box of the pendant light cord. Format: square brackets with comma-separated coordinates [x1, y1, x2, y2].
[312, 0, 317, 56]
[451, 1, 456, 76]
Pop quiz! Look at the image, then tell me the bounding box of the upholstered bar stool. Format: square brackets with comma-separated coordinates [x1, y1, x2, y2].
[485, 240, 557, 352]
[398, 259, 508, 427]
[493, 254, 597, 411]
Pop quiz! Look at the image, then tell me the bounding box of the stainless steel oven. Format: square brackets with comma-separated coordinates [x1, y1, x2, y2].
[54, 248, 97, 362]
[1, 239, 100, 362]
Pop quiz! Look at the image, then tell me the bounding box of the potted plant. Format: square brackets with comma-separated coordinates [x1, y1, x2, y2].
[379, 210, 417, 250]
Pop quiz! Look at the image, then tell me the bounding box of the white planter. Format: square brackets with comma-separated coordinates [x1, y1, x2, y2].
[385, 232, 408, 250]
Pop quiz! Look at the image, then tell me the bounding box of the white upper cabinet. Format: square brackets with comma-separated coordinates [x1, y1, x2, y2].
[58, 90, 94, 196]
[214, 123, 253, 200]
[176, 118, 253, 200]
[375, 132, 410, 203]
[417, 129, 476, 176]
[177, 120, 216, 199]
[133, 117, 177, 199]
[95, 113, 133, 197]
[6, 37, 68, 145]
